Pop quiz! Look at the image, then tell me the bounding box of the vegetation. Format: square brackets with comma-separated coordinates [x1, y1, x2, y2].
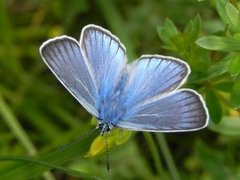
[0, 0, 240, 179]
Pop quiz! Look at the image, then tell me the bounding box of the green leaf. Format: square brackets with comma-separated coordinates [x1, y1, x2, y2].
[183, 14, 201, 42]
[115, 129, 132, 145]
[157, 19, 179, 50]
[214, 81, 233, 92]
[216, 0, 229, 24]
[0, 156, 100, 180]
[225, 2, 240, 32]
[85, 129, 132, 157]
[209, 116, 240, 136]
[85, 135, 114, 157]
[206, 90, 222, 123]
[196, 36, 240, 52]
[230, 77, 240, 108]
[228, 53, 240, 76]
[207, 57, 230, 79]
[162, 18, 179, 36]
[233, 32, 240, 40]
[0, 130, 100, 179]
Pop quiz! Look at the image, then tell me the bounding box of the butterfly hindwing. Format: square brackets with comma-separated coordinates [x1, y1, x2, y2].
[116, 89, 208, 132]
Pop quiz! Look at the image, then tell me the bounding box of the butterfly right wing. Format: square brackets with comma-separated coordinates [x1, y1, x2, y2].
[118, 55, 190, 110]
[40, 36, 99, 117]
[116, 89, 208, 132]
[114, 55, 208, 132]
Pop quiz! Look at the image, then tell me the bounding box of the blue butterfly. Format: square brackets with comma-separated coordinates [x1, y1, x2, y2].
[40, 24, 209, 135]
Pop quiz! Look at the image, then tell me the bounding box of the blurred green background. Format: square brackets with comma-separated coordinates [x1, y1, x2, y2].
[1, 0, 240, 179]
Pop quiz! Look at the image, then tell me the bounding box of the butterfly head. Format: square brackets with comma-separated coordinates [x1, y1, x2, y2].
[98, 122, 113, 136]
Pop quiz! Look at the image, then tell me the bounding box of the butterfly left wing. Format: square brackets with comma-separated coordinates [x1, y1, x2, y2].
[40, 36, 99, 117]
[116, 89, 208, 132]
[40, 25, 127, 119]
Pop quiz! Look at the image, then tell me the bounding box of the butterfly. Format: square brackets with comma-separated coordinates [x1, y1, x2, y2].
[39, 24, 209, 136]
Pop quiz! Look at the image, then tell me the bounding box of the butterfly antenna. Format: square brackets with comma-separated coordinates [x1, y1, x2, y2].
[104, 133, 111, 172]
[56, 126, 99, 152]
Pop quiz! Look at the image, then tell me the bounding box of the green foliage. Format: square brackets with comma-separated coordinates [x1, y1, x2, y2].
[0, 130, 99, 179]
[195, 140, 236, 180]
[228, 53, 240, 76]
[196, 36, 240, 51]
[158, 14, 210, 74]
[209, 116, 240, 136]
[157, 0, 240, 119]
[1, 0, 240, 179]
[206, 90, 222, 123]
[231, 77, 240, 108]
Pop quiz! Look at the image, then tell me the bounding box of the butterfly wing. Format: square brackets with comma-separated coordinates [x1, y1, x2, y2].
[80, 25, 127, 110]
[40, 36, 100, 116]
[117, 89, 208, 132]
[40, 25, 127, 118]
[118, 55, 190, 109]
[115, 56, 208, 132]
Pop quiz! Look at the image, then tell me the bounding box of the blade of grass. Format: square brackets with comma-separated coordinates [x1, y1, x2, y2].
[143, 132, 166, 178]
[0, 94, 37, 156]
[0, 156, 101, 180]
[0, 129, 99, 179]
[156, 133, 180, 180]
[0, 94, 55, 180]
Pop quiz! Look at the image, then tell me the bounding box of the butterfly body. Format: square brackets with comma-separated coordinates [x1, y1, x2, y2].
[40, 24, 209, 134]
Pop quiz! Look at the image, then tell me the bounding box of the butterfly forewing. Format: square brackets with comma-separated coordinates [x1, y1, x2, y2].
[117, 56, 190, 113]
[40, 36, 99, 117]
[80, 25, 127, 106]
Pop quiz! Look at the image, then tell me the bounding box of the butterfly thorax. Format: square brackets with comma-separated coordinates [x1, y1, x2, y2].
[97, 71, 129, 125]
[97, 95, 126, 126]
